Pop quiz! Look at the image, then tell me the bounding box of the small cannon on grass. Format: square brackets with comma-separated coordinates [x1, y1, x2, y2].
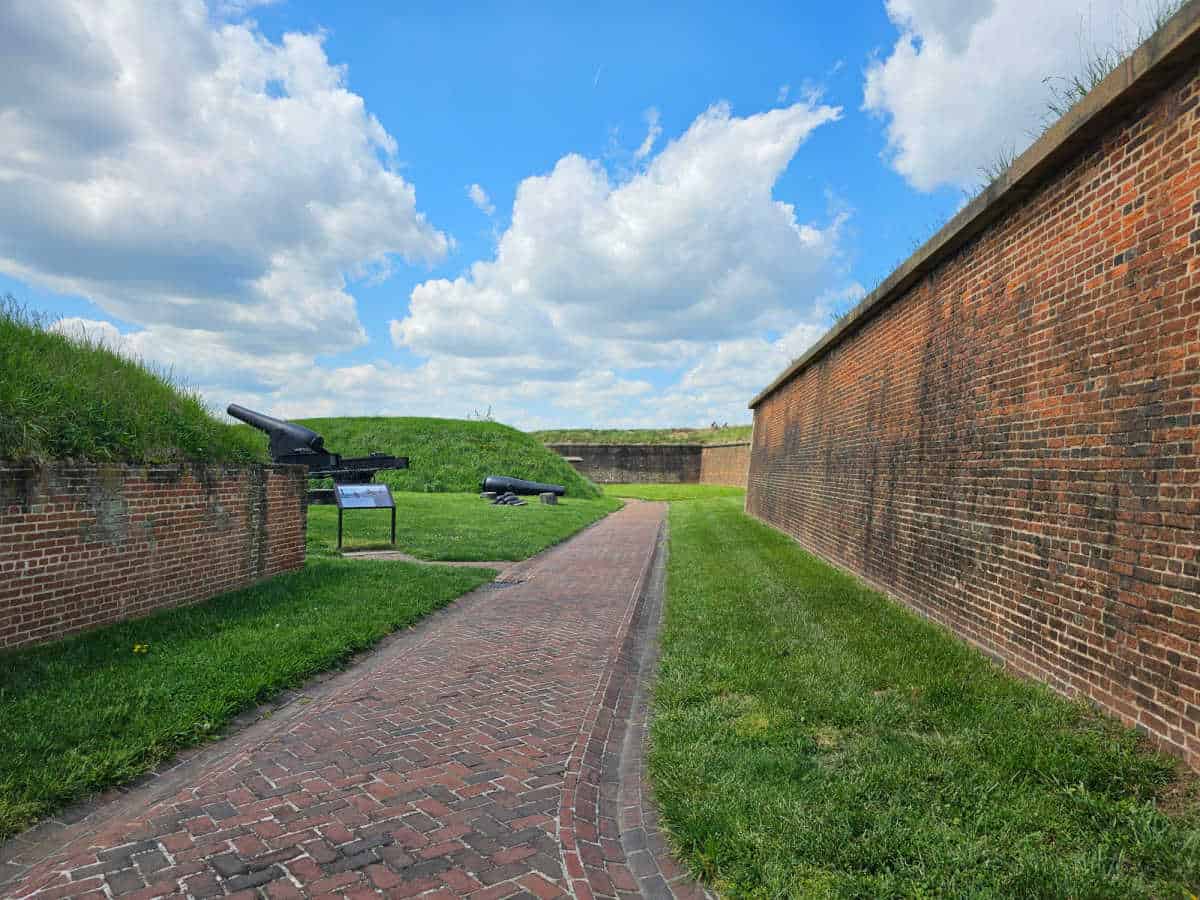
[482, 475, 565, 496]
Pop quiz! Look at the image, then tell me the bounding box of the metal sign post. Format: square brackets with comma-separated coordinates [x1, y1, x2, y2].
[333, 484, 397, 550]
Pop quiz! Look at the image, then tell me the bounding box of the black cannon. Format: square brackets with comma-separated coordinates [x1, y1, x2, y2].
[482, 475, 565, 497]
[228, 403, 408, 485]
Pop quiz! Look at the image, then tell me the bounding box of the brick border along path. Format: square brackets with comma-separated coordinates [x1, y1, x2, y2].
[1, 500, 711, 899]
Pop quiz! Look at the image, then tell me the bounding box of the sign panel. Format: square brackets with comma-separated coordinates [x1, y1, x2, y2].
[334, 484, 395, 509]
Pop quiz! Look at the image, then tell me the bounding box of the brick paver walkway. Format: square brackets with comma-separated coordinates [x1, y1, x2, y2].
[1, 500, 709, 899]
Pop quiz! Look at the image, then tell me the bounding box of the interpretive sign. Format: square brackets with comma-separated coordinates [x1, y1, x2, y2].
[335, 484, 395, 509]
[333, 483, 396, 548]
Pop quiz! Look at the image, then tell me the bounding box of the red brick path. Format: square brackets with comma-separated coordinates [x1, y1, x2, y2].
[2, 501, 709, 899]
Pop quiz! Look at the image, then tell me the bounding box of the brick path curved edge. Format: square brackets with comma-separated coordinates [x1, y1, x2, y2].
[1, 500, 712, 900]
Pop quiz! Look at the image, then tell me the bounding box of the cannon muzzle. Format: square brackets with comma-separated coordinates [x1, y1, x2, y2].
[227, 403, 325, 457]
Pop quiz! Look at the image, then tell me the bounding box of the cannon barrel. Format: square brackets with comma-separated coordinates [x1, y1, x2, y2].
[482, 475, 566, 497]
[227, 403, 325, 454]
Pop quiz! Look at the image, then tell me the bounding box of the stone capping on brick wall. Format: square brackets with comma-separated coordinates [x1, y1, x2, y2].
[750, 0, 1200, 409]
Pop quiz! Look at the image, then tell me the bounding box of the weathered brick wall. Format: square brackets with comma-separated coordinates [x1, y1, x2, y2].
[748, 32, 1200, 766]
[547, 444, 703, 483]
[547, 442, 751, 485]
[0, 463, 307, 649]
[699, 442, 751, 487]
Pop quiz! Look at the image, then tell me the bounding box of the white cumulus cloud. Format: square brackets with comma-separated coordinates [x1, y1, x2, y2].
[11, 1, 857, 427]
[394, 100, 847, 397]
[0, 0, 448, 363]
[864, 0, 1175, 191]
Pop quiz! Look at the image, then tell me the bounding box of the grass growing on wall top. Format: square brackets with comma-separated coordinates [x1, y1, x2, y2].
[289, 416, 602, 497]
[0, 299, 264, 465]
[532, 425, 752, 445]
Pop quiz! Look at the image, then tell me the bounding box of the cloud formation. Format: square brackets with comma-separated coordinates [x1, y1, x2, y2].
[466, 183, 496, 216]
[864, 0, 1167, 190]
[11, 1, 854, 428]
[0, 0, 448, 361]
[633, 107, 662, 161]
[394, 100, 846, 395]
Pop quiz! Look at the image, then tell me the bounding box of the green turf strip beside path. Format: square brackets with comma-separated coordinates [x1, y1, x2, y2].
[0, 558, 493, 841]
[650, 496, 1200, 898]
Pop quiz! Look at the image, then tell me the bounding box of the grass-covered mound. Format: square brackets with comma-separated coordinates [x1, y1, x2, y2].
[533, 425, 752, 445]
[294, 417, 601, 497]
[0, 301, 263, 464]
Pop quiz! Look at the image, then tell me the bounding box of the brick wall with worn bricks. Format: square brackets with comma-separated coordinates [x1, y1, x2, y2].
[548, 442, 750, 485]
[0, 462, 307, 649]
[547, 444, 703, 484]
[748, 32, 1200, 766]
[698, 442, 751, 487]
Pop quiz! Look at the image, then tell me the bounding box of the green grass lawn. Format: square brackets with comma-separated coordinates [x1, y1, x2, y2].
[533, 425, 752, 445]
[0, 558, 494, 841]
[603, 483, 745, 502]
[650, 497, 1200, 898]
[307, 492, 621, 560]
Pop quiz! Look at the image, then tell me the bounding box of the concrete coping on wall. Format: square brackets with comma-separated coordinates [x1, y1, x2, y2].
[748, 0, 1200, 410]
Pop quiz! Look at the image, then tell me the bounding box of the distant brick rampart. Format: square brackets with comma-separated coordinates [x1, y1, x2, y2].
[547, 443, 750, 486]
[748, 8, 1200, 767]
[698, 442, 751, 487]
[0, 462, 307, 649]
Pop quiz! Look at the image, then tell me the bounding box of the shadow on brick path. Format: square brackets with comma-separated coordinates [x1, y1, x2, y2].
[1, 500, 712, 899]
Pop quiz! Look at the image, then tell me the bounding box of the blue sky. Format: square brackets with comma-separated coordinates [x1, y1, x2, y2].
[0, 0, 1163, 427]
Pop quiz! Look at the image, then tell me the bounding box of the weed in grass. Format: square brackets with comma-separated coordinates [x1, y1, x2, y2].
[650, 497, 1200, 897]
[306, 492, 620, 559]
[0, 557, 493, 840]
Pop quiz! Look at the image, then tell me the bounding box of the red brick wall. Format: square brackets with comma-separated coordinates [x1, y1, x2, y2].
[699, 443, 750, 487]
[548, 442, 751, 486]
[547, 444, 703, 483]
[748, 60, 1200, 765]
[0, 463, 307, 650]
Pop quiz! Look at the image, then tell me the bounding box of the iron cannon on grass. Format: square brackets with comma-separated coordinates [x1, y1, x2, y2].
[227, 404, 408, 485]
[482, 475, 565, 496]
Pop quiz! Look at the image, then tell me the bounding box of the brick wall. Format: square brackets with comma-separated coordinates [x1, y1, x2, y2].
[747, 14, 1200, 767]
[0, 462, 307, 650]
[547, 443, 751, 485]
[699, 443, 751, 487]
[547, 444, 702, 483]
